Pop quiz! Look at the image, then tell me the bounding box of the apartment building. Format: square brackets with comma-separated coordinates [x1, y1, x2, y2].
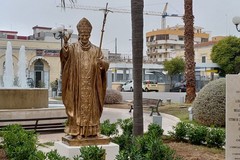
[146, 25, 209, 63]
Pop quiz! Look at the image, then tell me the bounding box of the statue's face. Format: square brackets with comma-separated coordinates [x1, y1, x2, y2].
[79, 32, 90, 44]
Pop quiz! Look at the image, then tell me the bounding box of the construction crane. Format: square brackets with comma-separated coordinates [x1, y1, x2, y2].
[160, 3, 182, 29]
[56, 3, 183, 29]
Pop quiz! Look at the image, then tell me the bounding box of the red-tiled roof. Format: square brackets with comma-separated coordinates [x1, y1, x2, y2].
[194, 41, 217, 48]
[0, 30, 18, 34]
[32, 25, 51, 30]
[17, 36, 28, 40]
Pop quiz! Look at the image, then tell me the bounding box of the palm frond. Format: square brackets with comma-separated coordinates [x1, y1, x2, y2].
[61, 0, 76, 8]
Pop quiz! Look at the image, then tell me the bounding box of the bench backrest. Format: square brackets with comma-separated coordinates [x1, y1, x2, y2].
[0, 116, 67, 134]
[156, 99, 163, 108]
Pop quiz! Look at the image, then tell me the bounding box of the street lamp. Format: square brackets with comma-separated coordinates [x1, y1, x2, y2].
[232, 16, 240, 32]
[51, 25, 73, 96]
[51, 25, 73, 47]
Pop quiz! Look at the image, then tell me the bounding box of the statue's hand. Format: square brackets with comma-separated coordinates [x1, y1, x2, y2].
[97, 58, 103, 69]
[63, 35, 71, 45]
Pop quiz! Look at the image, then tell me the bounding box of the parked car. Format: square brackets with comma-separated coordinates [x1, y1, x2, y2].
[142, 80, 158, 92]
[170, 81, 186, 92]
[121, 80, 134, 92]
[121, 80, 159, 92]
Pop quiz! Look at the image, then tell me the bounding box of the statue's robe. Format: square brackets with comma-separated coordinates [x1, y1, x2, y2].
[60, 42, 109, 137]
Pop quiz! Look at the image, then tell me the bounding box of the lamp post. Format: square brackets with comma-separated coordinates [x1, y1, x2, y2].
[232, 16, 240, 32]
[51, 25, 73, 96]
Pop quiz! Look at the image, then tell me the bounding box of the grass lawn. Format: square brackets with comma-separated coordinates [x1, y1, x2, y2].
[158, 102, 191, 121]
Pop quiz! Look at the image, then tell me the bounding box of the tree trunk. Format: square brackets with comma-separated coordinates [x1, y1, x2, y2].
[184, 0, 196, 103]
[131, 0, 144, 136]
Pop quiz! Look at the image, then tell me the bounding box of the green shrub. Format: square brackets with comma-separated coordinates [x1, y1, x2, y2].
[114, 118, 182, 160]
[29, 150, 46, 160]
[206, 127, 225, 148]
[46, 150, 70, 160]
[170, 122, 225, 148]
[187, 125, 208, 145]
[100, 119, 118, 137]
[147, 123, 164, 138]
[51, 79, 58, 91]
[116, 134, 182, 160]
[192, 78, 226, 126]
[115, 150, 130, 160]
[116, 149, 144, 160]
[112, 118, 133, 150]
[104, 88, 123, 104]
[144, 136, 181, 160]
[75, 146, 105, 160]
[135, 134, 152, 155]
[169, 122, 191, 141]
[112, 133, 133, 151]
[1, 124, 39, 160]
[117, 118, 133, 135]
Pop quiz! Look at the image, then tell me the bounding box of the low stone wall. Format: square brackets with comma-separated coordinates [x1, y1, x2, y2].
[0, 88, 48, 109]
[112, 82, 124, 91]
[0, 108, 66, 126]
[157, 83, 170, 92]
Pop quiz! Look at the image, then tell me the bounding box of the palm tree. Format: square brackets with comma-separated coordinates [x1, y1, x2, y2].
[184, 0, 196, 103]
[131, 0, 144, 136]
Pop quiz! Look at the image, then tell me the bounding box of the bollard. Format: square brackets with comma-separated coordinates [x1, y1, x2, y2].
[166, 98, 171, 105]
[188, 107, 193, 121]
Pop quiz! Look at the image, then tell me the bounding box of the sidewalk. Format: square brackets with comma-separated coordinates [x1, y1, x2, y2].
[38, 107, 180, 152]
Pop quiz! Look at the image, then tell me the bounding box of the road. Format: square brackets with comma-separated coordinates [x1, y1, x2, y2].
[121, 91, 186, 103]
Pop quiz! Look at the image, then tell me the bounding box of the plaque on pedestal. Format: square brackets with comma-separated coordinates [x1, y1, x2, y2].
[62, 135, 110, 146]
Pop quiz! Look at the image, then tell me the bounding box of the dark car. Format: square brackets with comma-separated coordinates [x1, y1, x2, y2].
[170, 82, 186, 92]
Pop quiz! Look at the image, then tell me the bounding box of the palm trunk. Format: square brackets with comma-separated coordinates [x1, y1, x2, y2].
[184, 0, 196, 103]
[131, 0, 144, 136]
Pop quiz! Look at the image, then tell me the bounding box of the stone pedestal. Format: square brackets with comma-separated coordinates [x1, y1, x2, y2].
[55, 141, 119, 160]
[153, 115, 162, 127]
[62, 135, 110, 146]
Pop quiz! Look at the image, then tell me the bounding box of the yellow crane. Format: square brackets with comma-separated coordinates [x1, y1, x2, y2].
[56, 3, 183, 29]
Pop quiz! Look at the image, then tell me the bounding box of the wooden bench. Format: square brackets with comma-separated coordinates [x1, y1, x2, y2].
[0, 116, 67, 134]
[128, 99, 163, 116]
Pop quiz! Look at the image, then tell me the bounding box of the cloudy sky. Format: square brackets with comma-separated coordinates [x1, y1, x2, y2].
[1, 0, 240, 55]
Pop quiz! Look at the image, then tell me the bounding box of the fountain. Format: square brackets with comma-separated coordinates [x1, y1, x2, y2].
[3, 41, 14, 87]
[0, 41, 48, 109]
[17, 45, 27, 88]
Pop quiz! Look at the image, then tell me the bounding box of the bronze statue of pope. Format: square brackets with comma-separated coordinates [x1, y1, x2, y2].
[60, 17, 109, 139]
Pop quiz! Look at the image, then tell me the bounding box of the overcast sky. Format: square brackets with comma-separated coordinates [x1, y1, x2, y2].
[1, 0, 240, 55]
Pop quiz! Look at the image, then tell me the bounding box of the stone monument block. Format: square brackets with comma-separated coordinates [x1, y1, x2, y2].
[226, 74, 240, 159]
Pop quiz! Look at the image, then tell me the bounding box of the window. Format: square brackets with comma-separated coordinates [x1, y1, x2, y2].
[36, 49, 43, 56]
[202, 56, 206, 63]
[178, 36, 184, 41]
[150, 36, 154, 42]
[201, 38, 208, 42]
[34, 59, 44, 71]
[156, 34, 169, 40]
[3, 61, 5, 71]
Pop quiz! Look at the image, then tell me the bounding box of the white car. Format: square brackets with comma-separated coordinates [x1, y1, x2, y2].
[142, 80, 159, 92]
[121, 80, 134, 92]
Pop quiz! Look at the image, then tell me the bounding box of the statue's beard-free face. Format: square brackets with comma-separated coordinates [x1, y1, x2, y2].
[80, 32, 91, 45]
